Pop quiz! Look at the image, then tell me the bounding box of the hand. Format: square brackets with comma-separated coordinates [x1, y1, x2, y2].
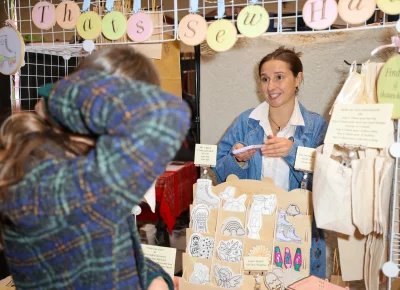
[261, 135, 293, 158]
[233, 143, 256, 162]
[148, 277, 169, 290]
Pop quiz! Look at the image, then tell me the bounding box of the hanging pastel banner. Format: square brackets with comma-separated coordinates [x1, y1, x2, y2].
[55, 1, 81, 30]
[77, 11, 102, 40]
[102, 11, 127, 40]
[178, 0, 207, 46]
[302, 0, 338, 30]
[206, 0, 237, 52]
[338, 0, 377, 25]
[0, 26, 25, 75]
[377, 0, 400, 15]
[237, 1, 269, 38]
[32, 1, 56, 30]
[127, 0, 153, 42]
[377, 55, 400, 119]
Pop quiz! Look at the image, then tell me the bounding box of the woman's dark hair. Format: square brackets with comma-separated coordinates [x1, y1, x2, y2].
[258, 47, 303, 94]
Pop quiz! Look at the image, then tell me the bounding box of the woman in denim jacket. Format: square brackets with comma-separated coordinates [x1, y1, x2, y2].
[214, 47, 328, 278]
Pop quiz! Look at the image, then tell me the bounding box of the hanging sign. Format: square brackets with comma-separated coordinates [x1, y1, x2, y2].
[237, 4, 269, 38]
[302, 0, 338, 30]
[0, 26, 25, 75]
[179, 0, 208, 46]
[32, 1, 56, 30]
[55, 1, 81, 30]
[77, 11, 102, 40]
[206, 19, 237, 52]
[102, 11, 127, 40]
[338, 0, 377, 25]
[377, 0, 400, 15]
[127, 0, 153, 42]
[178, 14, 208, 46]
[206, 0, 237, 52]
[377, 55, 400, 119]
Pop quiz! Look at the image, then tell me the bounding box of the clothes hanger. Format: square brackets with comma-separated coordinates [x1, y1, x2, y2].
[371, 35, 400, 56]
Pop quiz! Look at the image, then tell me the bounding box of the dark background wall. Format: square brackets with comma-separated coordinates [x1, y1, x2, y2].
[0, 10, 11, 124]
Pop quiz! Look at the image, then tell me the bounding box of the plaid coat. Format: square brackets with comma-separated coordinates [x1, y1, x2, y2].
[0, 69, 191, 289]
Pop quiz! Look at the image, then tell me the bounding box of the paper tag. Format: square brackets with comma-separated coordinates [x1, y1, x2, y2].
[142, 245, 176, 278]
[325, 104, 393, 148]
[194, 144, 217, 167]
[294, 146, 316, 172]
[243, 256, 269, 271]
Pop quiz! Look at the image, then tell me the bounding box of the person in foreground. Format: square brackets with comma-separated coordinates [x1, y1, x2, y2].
[213, 47, 328, 278]
[0, 47, 190, 289]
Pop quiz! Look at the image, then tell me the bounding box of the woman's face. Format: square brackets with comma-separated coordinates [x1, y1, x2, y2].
[259, 60, 302, 109]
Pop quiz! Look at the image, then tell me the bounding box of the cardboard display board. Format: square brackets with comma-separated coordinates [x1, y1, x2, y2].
[182, 175, 313, 290]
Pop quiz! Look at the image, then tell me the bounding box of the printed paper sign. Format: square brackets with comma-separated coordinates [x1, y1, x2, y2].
[325, 104, 393, 148]
[194, 144, 217, 167]
[243, 256, 270, 271]
[294, 147, 317, 172]
[142, 245, 177, 279]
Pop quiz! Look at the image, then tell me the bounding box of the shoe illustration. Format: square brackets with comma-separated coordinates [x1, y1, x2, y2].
[276, 226, 291, 242]
[284, 247, 292, 269]
[294, 248, 302, 271]
[286, 226, 302, 243]
[0, 35, 16, 68]
[195, 179, 220, 209]
[274, 246, 283, 268]
[277, 209, 292, 226]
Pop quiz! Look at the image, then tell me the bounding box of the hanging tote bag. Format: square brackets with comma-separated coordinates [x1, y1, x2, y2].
[313, 144, 355, 235]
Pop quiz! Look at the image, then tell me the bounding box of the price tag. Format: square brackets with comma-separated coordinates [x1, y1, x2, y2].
[194, 144, 217, 167]
[294, 146, 316, 172]
[142, 245, 177, 279]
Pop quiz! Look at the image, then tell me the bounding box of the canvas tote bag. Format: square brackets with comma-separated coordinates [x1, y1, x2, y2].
[313, 143, 355, 235]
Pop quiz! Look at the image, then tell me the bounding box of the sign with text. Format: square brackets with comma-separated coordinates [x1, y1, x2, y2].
[325, 104, 393, 148]
[243, 256, 270, 271]
[194, 144, 217, 167]
[377, 54, 400, 119]
[142, 245, 177, 279]
[294, 146, 317, 172]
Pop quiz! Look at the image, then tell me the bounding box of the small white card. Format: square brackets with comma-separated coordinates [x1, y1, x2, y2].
[294, 146, 316, 172]
[243, 256, 270, 271]
[142, 245, 177, 279]
[194, 144, 217, 167]
[325, 104, 393, 148]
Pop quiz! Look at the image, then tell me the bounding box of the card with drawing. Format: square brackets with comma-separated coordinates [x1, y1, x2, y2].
[213, 264, 243, 288]
[189, 263, 210, 285]
[217, 239, 243, 263]
[219, 186, 247, 212]
[221, 217, 246, 237]
[191, 204, 211, 233]
[188, 233, 215, 259]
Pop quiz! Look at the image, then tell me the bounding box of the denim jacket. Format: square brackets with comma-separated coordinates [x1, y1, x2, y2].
[213, 102, 328, 190]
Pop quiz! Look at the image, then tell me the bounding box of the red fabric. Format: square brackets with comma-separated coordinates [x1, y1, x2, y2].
[137, 162, 198, 233]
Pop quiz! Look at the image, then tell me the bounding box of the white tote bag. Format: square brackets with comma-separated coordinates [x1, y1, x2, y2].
[313, 143, 355, 235]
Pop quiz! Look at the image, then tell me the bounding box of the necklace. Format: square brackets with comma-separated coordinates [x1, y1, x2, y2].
[268, 115, 283, 132]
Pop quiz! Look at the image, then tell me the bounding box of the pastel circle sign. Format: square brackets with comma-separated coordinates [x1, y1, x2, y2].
[127, 12, 153, 42]
[206, 19, 237, 52]
[302, 0, 338, 30]
[377, 0, 400, 15]
[102, 11, 127, 41]
[237, 5, 269, 38]
[0, 27, 25, 75]
[178, 14, 208, 46]
[338, 0, 377, 25]
[77, 12, 102, 40]
[32, 1, 56, 30]
[55, 1, 81, 30]
[377, 55, 400, 119]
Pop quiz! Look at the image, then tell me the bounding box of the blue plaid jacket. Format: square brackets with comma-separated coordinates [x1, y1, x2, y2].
[0, 69, 191, 289]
